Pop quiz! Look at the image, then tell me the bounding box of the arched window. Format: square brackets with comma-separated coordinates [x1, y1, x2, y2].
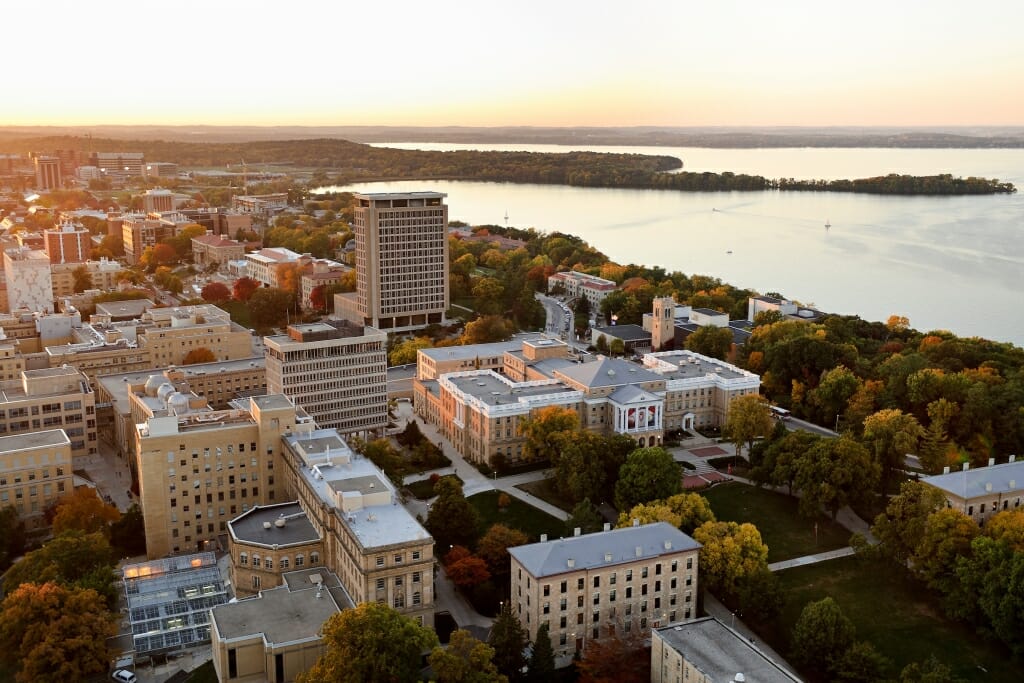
[311, 552, 320, 565]
[295, 554, 305, 567]
[281, 557, 290, 569]
[239, 552, 248, 566]
[264, 557, 272, 569]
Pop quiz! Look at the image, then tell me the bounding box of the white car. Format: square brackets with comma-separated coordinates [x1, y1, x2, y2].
[112, 670, 137, 683]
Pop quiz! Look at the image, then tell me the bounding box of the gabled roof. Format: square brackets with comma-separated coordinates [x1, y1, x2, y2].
[555, 356, 662, 389]
[922, 459, 1024, 499]
[608, 384, 660, 405]
[509, 522, 700, 578]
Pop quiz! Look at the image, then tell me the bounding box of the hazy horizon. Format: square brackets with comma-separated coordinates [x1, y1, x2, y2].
[6, 1, 1023, 128]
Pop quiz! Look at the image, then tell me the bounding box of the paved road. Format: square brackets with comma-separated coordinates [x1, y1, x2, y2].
[785, 415, 839, 438]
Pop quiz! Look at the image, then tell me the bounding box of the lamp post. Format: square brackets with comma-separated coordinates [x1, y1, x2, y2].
[835, 413, 840, 433]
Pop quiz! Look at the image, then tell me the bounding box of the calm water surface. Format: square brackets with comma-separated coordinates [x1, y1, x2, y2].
[319, 144, 1024, 344]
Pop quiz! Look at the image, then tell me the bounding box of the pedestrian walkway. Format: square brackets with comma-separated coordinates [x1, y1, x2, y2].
[768, 546, 856, 571]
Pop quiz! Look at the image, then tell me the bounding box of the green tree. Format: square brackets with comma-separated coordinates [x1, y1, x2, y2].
[519, 406, 578, 463]
[724, 394, 774, 462]
[809, 365, 862, 428]
[835, 640, 890, 683]
[684, 325, 733, 359]
[565, 498, 605, 535]
[608, 338, 625, 357]
[862, 408, 925, 494]
[426, 478, 480, 551]
[109, 504, 147, 557]
[791, 597, 856, 676]
[0, 506, 26, 572]
[614, 447, 681, 511]
[793, 436, 879, 520]
[552, 431, 623, 504]
[71, 265, 92, 293]
[488, 601, 527, 681]
[736, 568, 784, 624]
[3, 530, 117, 607]
[299, 602, 438, 683]
[429, 629, 507, 683]
[950, 535, 1024, 655]
[526, 623, 555, 683]
[751, 429, 820, 494]
[912, 508, 978, 595]
[870, 480, 947, 565]
[0, 582, 116, 683]
[692, 520, 769, 599]
[899, 655, 966, 683]
[472, 277, 506, 315]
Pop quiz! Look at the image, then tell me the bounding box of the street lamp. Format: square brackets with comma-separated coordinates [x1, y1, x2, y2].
[835, 414, 841, 432]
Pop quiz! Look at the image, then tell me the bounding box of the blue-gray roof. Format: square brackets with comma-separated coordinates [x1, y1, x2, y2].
[922, 460, 1024, 499]
[555, 356, 662, 389]
[508, 523, 700, 578]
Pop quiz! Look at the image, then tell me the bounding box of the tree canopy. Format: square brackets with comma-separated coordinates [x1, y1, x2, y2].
[614, 447, 681, 511]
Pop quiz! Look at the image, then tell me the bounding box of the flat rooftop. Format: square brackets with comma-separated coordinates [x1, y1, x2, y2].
[593, 324, 651, 342]
[655, 617, 799, 682]
[96, 299, 153, 318]
[509, 522, 700, 578]
[419, 333, 548, 363]
[229, 502, 320, 547]
[644, 351, 749, 382]
[446, 372, 577, 407]
[923, 459, 1024, 498]
[0, 429, 70, 452]
[328, 474, 389, 496]
[211, 569, 347, 644]
[250, 394, 296, 411]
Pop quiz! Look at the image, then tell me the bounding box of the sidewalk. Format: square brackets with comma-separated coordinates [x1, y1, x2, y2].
[433, 565, 495, 631]
[768, 546, 856, 571]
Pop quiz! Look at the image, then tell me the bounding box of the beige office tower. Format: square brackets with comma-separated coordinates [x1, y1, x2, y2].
[341, 192, 449, 332]
[264, 321, 387, 439]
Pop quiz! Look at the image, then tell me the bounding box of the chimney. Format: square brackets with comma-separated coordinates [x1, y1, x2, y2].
[963, 463, 970, 471]
[989, 457, 996, 467]
[664, 540, 673, 550]
[635, 546, 643, 558]
[1011, 455, 1017, 463]
[567, 558, 575, 568]
[943, 466, 950, 474]
[1010, 480, 1016, 489]
[540, 534, 548, 543]
[603, 522, 611, 532]
[604, 553, 612, 562]
[632, 518, 640, 527]
[985, 482, 992, 492]
[574, 527, 581, 537]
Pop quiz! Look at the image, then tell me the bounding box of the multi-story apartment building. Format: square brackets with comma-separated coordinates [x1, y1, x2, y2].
[33, 156, 62, 190]
[336, 191, 449, 332]
[509, 522, 701, 658]
[0, 367, 96, 462]
[413, 341, 760, 467]
[265, 321, 386, 438]
[547, 270, 618, 309]
[0, 429, 73, 532]
[651, 617, 799, 683]
[133, 393, 313, 558]
[96, 359, 267, 458]
[50, 258, 123, 297]
[121, 212, 163, 264]
[279, 429, 435, 627]
[4, 247, 54, 313]
[43, 222, 91, 264]
[922, 458, 1024, 524]
[191, 233, 245, 267]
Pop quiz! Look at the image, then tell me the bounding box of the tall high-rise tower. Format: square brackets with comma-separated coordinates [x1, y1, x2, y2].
[342, 192, 449, 332]
[33, 156, 62, 190]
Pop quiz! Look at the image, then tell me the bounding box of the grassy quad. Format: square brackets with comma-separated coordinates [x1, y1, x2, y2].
[765, 556, 1015, 681]
[467, 490, 565, 542]
[515, 478, 574, 513]
[701, 482, 850, 563]
[405, 474, 462, 500]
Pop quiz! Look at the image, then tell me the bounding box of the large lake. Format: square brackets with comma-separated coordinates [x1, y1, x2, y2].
[317, 144, 1024, 345]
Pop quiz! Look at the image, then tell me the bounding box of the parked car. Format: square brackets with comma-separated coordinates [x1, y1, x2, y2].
[112, 669, 137, 683]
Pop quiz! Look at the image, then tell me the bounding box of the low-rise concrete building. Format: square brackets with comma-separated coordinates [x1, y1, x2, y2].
[651, 616, 799, 683]
[547, 270, 617, 309]
[210, 568, 351, 683]
[509, 522, 701, 658]
[227, 501, 324, 597]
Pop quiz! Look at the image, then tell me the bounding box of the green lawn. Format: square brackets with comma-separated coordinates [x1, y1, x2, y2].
[701, 483, 850, 562]
[467, 491, 565, 542]
[764, 556, 1015, 681]
[516, 478, 574, 513]
[405, 474, 462, 500]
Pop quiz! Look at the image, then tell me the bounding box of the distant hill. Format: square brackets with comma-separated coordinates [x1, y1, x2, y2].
[1, 125, 1023, 148]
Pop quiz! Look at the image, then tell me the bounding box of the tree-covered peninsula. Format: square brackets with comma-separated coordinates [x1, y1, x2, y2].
[2, 136, 1016, 195]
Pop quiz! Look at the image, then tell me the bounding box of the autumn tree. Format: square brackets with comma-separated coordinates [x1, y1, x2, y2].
[152, 242, 177, 266]
[616, 492, 716, 534]
[982, 509, 1024, 551]
[912, 508, 978, 595]
[0, 582, 115, 683]
[446, 552, 491, 590]
[390, 336, 433, 366]
[519, 405, 578, 463]
[724, 394, 774, 462]
[429, 629, 507, 683]
[299, 602, 438, 683]
[462, 315, 516, 344]
[477, 524, 528, 579]
[249, 287, 295, 329]
[684, 325, 733, 360]
[309, 284, 327, 311]
[51, 488, 120, 536]
[614, 447, 681, 511]
[692, 520, 769, 599]
[183, 347, 217, 364]
[870, 480, 947, 565]
[576, 631, 650, 683]
[489, 600, 528, 681]
[2, 530, 117, 608]
[71, 265, 92, 293]
[233, 276, 260, 301]
[201, 281, 231, 302]
[791, 597, 856, 677]
[862, 408, 925, 494]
